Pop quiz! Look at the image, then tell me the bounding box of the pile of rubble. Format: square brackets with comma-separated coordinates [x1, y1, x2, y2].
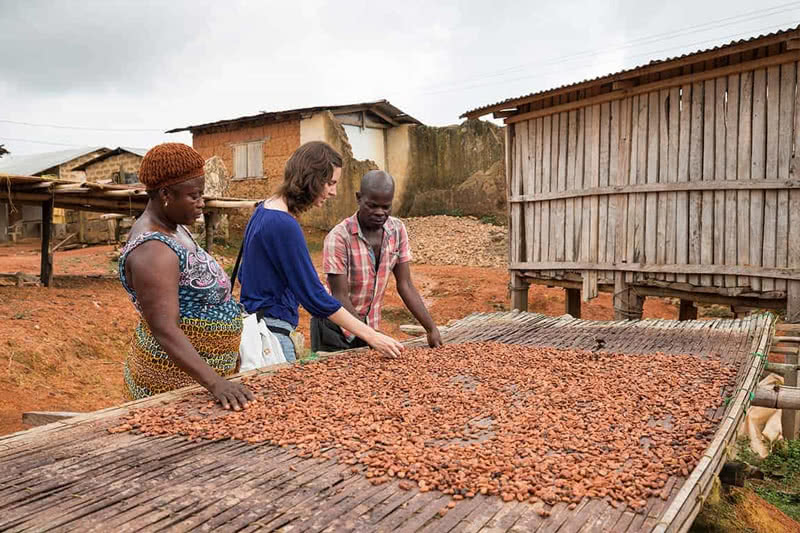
[402, 216, 507, 268]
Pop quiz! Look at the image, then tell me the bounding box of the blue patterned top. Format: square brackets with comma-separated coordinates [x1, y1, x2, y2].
[119, 231, 241, 322]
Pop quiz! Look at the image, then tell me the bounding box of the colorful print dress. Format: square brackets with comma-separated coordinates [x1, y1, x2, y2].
[118, 231, 242, 400]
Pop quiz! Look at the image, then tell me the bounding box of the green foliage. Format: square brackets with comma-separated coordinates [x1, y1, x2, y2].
[753, 485, 800, 522]
[759, 439, 800, 483]
[735, 437, 800, 522]
[479, 214, 501, 226]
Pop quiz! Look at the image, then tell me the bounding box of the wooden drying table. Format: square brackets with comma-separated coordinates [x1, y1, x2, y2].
[0, 312, 775, 532]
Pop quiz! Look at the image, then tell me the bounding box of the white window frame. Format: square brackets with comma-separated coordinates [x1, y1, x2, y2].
[232, 140, 264, 179]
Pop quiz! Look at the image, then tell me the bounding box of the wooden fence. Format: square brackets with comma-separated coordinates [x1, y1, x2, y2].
[506, 50, 800, 320]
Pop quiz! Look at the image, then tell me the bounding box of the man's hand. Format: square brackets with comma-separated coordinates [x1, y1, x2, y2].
[427, 327, 443, 348]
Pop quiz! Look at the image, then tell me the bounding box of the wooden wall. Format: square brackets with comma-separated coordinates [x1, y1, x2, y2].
[508, 54, 800, 314]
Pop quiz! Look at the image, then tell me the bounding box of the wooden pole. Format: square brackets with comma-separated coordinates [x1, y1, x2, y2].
[788, 282, 800, 323]
[752, 384, 800, 410]
[678, 299, 698, 321]
[40, 197, 53, 287]
[613, 272, 644, 320]
[510, 272, 529, 311]
[204, 211, 218, 251]
[565, 288, 581, 318]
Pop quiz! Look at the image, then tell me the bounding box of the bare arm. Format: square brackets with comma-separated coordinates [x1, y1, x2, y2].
[393, 261, 442, 348]
[127, 241, 254, 410]
[325, 307, 404, 358]
[327, 273, 360, 318]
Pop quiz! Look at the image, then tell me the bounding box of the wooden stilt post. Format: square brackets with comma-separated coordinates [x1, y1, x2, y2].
[510, 272, 529, 312]
[40, 198, 53, 287]
[614, 272, 644, 320]
[565, 288, 581, 318]
[678, 299, 698, 321]
[788, 282, 800, 324]
[204, 211, 218, 252]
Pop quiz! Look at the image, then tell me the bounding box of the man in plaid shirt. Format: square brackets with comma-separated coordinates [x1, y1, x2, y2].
[311, 170, 442, 353]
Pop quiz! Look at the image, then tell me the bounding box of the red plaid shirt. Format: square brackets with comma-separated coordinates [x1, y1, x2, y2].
[323, 214, 412, 334]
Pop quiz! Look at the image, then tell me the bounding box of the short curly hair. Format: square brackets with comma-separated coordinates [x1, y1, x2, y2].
[277, 141, 342, 215]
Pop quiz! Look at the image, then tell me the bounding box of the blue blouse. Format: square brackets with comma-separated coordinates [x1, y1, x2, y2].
[238, 207, 341, 328]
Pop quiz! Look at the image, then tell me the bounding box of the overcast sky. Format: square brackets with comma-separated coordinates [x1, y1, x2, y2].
[1, 0, 799, 155]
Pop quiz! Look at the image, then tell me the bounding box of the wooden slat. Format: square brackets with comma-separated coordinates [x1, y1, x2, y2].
[688, 80, 703, 286]
[666, 87, 680, 283]
[791, 62, 800, 323]
[676, 84, 691, 283]
[511, 126, 520, 264]
[588, 103, 601, 298]
[599, 103, 611, 272]
[513, 261, 800, 279]
[557, 111, 568, 263]
[542, 115, 553, 273]
[657, 90, 669, 281]
[776, 62, 796, 293]
[701, 79, 715, 287]
[725, 69, 741, 288]
[646, 91, 659, 267]
[565, 111, 577, 262]
[551, 112, 561, 266]
[533, 119, 542, 263]
[519, 121, 532, 263]
[713, 76, 727, 288]
[614, 98, 630, 271]
[581, 107, 591, 264]
[635, 93, 648, 279]
[737, 69, 753, 288]
[750, 68, 767, 292]
[608, 100, 620, 267]
[574, 110, 584, 263]
[763, 65, 780, 292]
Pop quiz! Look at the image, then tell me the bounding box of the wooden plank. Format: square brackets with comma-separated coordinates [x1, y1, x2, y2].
[542, 115, 552, 271]
[608, 100, 619, 269]
[22, 411, 82, 426]
[688, 81, 703, 286]
[580, 107, 591, 264]
[614, 98, 630, 270]
[790, 66, 800, 323]
[763, 65, 780, 292]
[574, 110, 584, 263]
[40, 198, 53, 287]
[511, 127, 520, 264]
[505, 126, 513, 267]
[503, 51, 800, 124]
[589, 103, 601, 285]
[725, 70, 740, 288]
[750, 68, 767, 292]
[776, 62, 796, 292]
[565, 111, 577, 262]
[599, 103, 611, 272]
[514, 261, 800, 279]
[533, 118, 542, 263]
[626, 96, 638, 283]
[665, 87, 680, 283]
[519, 121, 532, 263]
[507, 177, 800, 203]
[557, 111, 568, 263]
[702, 79, 715, 287]
[646, 91, 659, 269]
[677, 84, 691, 283]
[635, 93, 648, 280]
[714, 76, 727, 287]
[656, 90, 669, 281]
[737, 69, 753, 288]
[551, 112, 561, 266]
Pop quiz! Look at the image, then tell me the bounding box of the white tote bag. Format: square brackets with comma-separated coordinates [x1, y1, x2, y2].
[239, 313, 287, 372]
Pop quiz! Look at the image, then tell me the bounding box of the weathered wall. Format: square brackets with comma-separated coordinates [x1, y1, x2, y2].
[342, 124, 386, 170]
[397, 119, 506, 220]
[193, 120, 301, 230]
[53, 149, 108, 181]
[85, 153, 142, 183]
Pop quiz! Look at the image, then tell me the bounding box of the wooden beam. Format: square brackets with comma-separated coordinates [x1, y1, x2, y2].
[368, 106, 400, 127]
[787, 37, 800, 50]
[508, 178, 800, 203]
[505, 51, 800, 124]
[510, 272, 529, 311]
[516, 261, 800, 280]
[613, 272, 643, 320]
[40, 198, 53, 287]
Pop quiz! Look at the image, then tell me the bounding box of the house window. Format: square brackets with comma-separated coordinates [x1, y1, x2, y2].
[233, 141, 264, 179]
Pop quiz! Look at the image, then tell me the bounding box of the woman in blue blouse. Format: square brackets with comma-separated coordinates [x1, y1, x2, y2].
[238, 141, 403, 361]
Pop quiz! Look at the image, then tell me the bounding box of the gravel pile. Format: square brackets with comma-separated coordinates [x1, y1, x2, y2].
[402, 216, 507, 268]
[111, 342, 734, 512]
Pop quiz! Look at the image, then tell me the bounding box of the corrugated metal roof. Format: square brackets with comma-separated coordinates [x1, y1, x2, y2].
[462, 25, 800, 119]
[71, 147, 149, 171]
[166, 99, 423, 133]
[0, 147, 108, 176]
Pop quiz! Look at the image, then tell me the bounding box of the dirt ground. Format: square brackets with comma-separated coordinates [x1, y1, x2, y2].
[0, 236, 680, 436]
